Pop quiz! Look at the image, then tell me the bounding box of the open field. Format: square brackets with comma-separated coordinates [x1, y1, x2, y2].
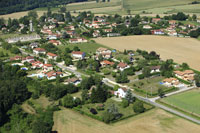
[94, 35, 200, 71]
[53, 108, 200, 133]
[161, 89, 200, 116]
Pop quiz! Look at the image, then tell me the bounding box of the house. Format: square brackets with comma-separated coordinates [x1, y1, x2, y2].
[174, 70, 195, 81]
[33, 48, 46, 55]
[48, 40, 61, 46]
[10, 56, 22, 61]
[168, 31, 178, 36]
[71, 51, 85, 60]
[43, 64, 53, 72]
[93, 30, 100, 37]
[107, 33, 121, 37]
[100, 60, 115, 67]
[152, 18, 161, 24]
[197, 19, 200, 23]
[65, 78, 81, 85]
[96, 47, 112, 59]
[45, 71, 63, 80]
[150, 66, 161, 73]
[168, 20, 176, 25]
[163, 78, 181, 87]
[117, 62, 130, 71]
[22, 56, 35, 63]
[31, 61, 43, 69]
[47, 52, 57, 60]
[104, 29, 112, 33]
[69, 38, 88, 43]
[41, 29, 52, 34]
[29, 42, 39, 49]
[66, 30, 75, 37]
[151, 29, 164, 35]
[114, 88, 127, 98]
[65, 25, 75, 30]
[143, 25, 152, 29]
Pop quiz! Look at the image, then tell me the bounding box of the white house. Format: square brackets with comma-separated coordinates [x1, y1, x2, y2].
[29, 42, 39, 49]
[31, 61, 43, 69]
[150, 66, 161, 73]
[43, 64, 53, 72]
[71, 51, 85, 60]
[47, 52, 57, 60]
[22, 56, 35, 63]
[33, 48, 46, 55]
[96, 47, 112, 59]
[174, 70, 195, 81]
[114, 88, 127, 98]
[163, 78, 185, 88]
[46, 71, 63, 80]
[69, 38, 88, 43]
[65, 78, 81, 86]
[117, 62, 130, 71]
[143, 25, 152, 29]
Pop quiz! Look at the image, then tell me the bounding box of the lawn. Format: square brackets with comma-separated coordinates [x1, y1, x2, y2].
[58, 41, 109, 54]
[73, 98, 153, 123]
[133, 76, 176, 97]
[161, 89, 200, 116]
[0, 47, 15, 58]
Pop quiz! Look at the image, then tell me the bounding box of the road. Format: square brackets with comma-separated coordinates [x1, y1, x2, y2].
[19, 48, 200, 125]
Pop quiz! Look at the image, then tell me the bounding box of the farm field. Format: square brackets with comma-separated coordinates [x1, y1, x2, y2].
[160, 89, 200, 116]
[52, 108, 200, 133]
[94, 35, 200, 71]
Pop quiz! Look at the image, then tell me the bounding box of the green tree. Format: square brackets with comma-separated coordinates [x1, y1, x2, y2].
[181, 63, 189, 70]
[194, 74, 200, 87]
[142, 67, 151, 78]
[158, 88, 165, 98]
[125, 89, 135, 104]
[63, 94, 74, 108]
[192, 14, 197, 21]
[133, 101, 145, 113]
[81, 89, 89, 102]
[121, 99, 129, 108]
[28, 11, 38, 19]
[65, 58, 73, 66]
[60, 7, 66, 13]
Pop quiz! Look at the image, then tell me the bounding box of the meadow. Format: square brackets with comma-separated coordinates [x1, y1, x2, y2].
[94, 35, 200, 71]
[161, 89, 200, 116]
[52, 107, 200, 133]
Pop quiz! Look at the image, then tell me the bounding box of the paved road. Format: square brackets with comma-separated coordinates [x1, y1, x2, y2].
[19, 48, 200, 125]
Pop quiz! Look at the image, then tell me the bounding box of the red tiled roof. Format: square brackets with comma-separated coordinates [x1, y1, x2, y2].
[34, 48, 46, 52]
[43, 64, 52, 67]
[72, 51, 84, 55]
[101, 60, 114, 65]
[47, 52, 57, 57]
[117, 62, 127, 68]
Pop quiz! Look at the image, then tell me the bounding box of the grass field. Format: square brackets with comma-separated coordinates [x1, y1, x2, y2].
[53, 107, 200, 133]
[161, 89, 200, 116]
[58, 42, 109, 53]
[94, 35, 200, 71]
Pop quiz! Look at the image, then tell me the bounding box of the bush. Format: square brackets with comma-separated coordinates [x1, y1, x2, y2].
[138, 74, 144, 79]
[133, 101, 145, 113]
[103, 68, 111, 75]
[90, 108, 98, 115]
[121, 99, 129, 108]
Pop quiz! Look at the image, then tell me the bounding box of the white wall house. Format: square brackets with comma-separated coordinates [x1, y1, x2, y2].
[114, 88, 127, 98]
[33, 48, 46, 55]
[71, 51, 85, 60]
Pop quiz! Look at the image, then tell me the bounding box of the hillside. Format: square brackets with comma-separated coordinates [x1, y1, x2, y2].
[0, 0, 88, 15]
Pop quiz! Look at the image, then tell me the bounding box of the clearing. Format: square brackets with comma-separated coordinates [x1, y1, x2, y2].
[160, 88, 200, 116]
[94, 35, 200, 71]
[52, 108, 200, 133]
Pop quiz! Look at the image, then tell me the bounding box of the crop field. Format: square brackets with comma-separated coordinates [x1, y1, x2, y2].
[0, 11, 46, 19]
[94, 35, 200, 71]
[52, 108, 200, 133]
[161, 89, 200, 116]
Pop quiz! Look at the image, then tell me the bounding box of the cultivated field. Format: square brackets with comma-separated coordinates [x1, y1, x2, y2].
[52, 108, 200, 133]
[161, 89, 200, 116]
[94, 35, 200, 71]
[0, 11, 46, 19]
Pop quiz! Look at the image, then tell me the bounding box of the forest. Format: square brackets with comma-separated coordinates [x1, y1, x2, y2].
[0, 0, 88, 15]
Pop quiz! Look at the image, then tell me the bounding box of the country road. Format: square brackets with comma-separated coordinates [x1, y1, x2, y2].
[19, 48, 200, 125]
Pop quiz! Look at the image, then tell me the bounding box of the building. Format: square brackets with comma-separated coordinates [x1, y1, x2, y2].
[45, 71, 63, 80]
[43, 64, 53, 72]
[117, 62, 130, 71]
[22, 56, 35, 63]
[48, 40, 61, 46]
[47, 52, 58, 60]
[152, 18, 161, 24]
[114, 88, 127, 98]
[168, 20, 176, 25]
[143, 25, 152, 29]
[100, 60, 115, 67]
[107, 33, 121, 37]
[29, 42, 39, 49]
[71, 51, 85, 60]
[69, 38, 88, 43]
[163, 78, 184, 88]
[151, 29, 164, 35]
[104, 29, 112, 33]
[96, 47, 112, 59]
[168, 31, 178, 36]
[10, 56, 22, 61]
[31, 61, 43, 69]
[150, 66, 161, 73]
[33, 48, 46, 55]
[174, 70, 195, 81]
[65, 78, 81, 85]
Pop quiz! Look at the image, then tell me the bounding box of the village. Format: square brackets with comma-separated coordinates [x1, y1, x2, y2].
[0, 9, 200, 126]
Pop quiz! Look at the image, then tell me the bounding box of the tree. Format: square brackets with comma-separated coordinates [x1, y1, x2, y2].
[28, 11, 38, 19]
[65, 47, 71, 53]
[73, 46, 80, 51]
[125, 89, 135, 104]
[133, 101, 145, 113]
[192, 14, 197, 21]
[194, 74, 200, 87]
[142, 67, 151, 78]
[91, 86, 107, 103]
[65, 58, 73, 66]
[181, 63, 189, 70]
[63, 94, 74, 108]
[47, 7, 52, 17]
[158, 88, 165, 98]
[121, 99, 129, 108]
[81, 89, 89, 102]
[60, 7, 66, 13]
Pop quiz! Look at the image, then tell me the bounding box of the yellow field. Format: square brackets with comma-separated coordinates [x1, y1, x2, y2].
[0, 11, 46, 19]
[53, 108, 200, 133]
[94, 35, 200, 71]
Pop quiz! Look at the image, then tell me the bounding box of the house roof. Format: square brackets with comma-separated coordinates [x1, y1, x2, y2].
[72, 51, 84, 55]
[66, 77, 79, 83]
[117, 62, 127, 68]
[151, 66, 161, 70]
[121, 88, 127, 92]
[174, 70, 194, 76]
[43, 64, 52, 67]
[47, 52, 57, 57]
[163, 78, 178, 83]
[101, 60, 114, 65]
[97, 47, 108, 52]
[34, 48, 46, 52]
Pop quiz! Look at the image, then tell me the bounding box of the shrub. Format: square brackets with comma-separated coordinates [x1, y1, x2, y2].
[133, 101, 145, 113]
[90, 108, 98, 115]
[138, 74, 144, 79]
[121, 99, 129, 108]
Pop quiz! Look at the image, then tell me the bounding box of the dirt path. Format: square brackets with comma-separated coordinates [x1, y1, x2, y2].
[94, 35, 200, 71]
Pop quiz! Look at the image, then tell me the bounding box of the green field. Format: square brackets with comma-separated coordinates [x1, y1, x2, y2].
[58, 41, 109, 53]
[161, 89, 200, 116]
